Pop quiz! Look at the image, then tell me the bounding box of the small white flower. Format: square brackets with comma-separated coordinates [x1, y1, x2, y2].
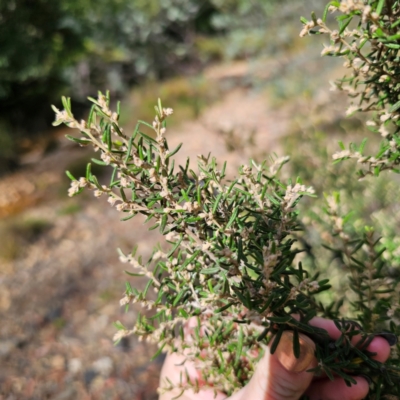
[371, 12, 379, 20]
[346, 105, 359, 116]
[113, 330, 130, 342]
[343, 60, 352, 68]
[329, 81, 338, 92]
[321, 44, 339, 56]
[108, 196, 117, 206]
[120, 295, 131, 306]
[360, 65, 369, 75]
[299, 28, 308, 38]
[68, 180, 81, 197]
[152, 251, 164, 260]
[101, 152, 111, 165]
[379, 125, 390, 137]
[163, 108, 174, 116]
[308, 281, 320, 292]
[165, 231, 178, 242]
[330, 30, 339, 41]
[116, 202, 127, 211]
[119, 254, 130, 263]
[379, 74, 389, 83]
[333, 150, 351, 160]
[160, 190, 169, 198]
[362, 5, 371, 23]
[120, 177, 129, 187]
[352, 58, 363, 69]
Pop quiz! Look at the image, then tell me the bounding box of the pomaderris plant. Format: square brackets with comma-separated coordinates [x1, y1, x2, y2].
[301, 0, 400, 178]
[52, 1, 400, 398]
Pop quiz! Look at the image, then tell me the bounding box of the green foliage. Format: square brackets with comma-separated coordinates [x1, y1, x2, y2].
[0, 0, 217, 171]
[54, 87, 399, 397]
[301, 0, 400, 177]
[0, 0, 88, 171]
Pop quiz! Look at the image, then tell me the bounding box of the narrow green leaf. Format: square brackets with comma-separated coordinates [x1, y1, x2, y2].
[173, 289, 187, 306]
[212, 192, 224, 214]
[235, 327, 244, 365]
[112, 122, 124, 137]
[91, 158, 108, 166]
[160, 214, 168, 233]
[167, 236, 183, 256]
[166, 143, 183, 159]
[376, 0, 385, 15]
[143, 279, 154, 297]
[339, 16, 353, 35]
[201, 267, 220, 275]
[182, 250, 201, 268]
[293, 329, 300, 358]
[124, 270, 144, 277]
[138, 120, 155, 130]
[181, 189, 190, 202]
[139, 131, 157, 144]
[322, 3, 331, 22]
[83, 165, 92, 185]
[268, 316, 292, 323]
[226, 207, 239, 229]
[385, 43, 400, 49]
[66, 170, 77, 181]
[300, 16, 308, 24]
[65, 135, 91, 145]
[151, 342, 166, 360]
[120, 187, 127, 202]
[390, 101, 400, 113]
[359, 138, 367, 154]
[270, 325, 285, 355]
[216, 302, 236, 313]
[120, 213, 136, 221]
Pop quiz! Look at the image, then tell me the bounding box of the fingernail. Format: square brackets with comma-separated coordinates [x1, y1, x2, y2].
[275, 331, 316, 373]
[376, 332, 398, 346]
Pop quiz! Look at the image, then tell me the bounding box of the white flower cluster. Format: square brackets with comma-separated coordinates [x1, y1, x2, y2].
[283, 183, 315, 211]
[300, 2, 400, 178]
[269, 156, 290, 175]
[68, 177, 89, 197]
[338, 0, 366, 13]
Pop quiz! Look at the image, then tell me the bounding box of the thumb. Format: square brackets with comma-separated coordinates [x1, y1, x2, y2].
[234, 331, 316, 400]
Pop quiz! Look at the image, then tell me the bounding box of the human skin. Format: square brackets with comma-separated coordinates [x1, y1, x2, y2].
[159, 317, 392, 400]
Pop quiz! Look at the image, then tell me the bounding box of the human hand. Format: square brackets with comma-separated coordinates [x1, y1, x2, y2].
[159, 317, 392, 400]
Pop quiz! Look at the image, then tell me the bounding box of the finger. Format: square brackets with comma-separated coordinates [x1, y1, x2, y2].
[366, 335, 391, 363]
[234, 331, 317, 400]
[305, 376, 369, 400]
[309, 317, 391, 362]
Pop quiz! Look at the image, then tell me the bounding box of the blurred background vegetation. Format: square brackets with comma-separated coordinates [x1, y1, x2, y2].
[0, 0, 322, 173]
